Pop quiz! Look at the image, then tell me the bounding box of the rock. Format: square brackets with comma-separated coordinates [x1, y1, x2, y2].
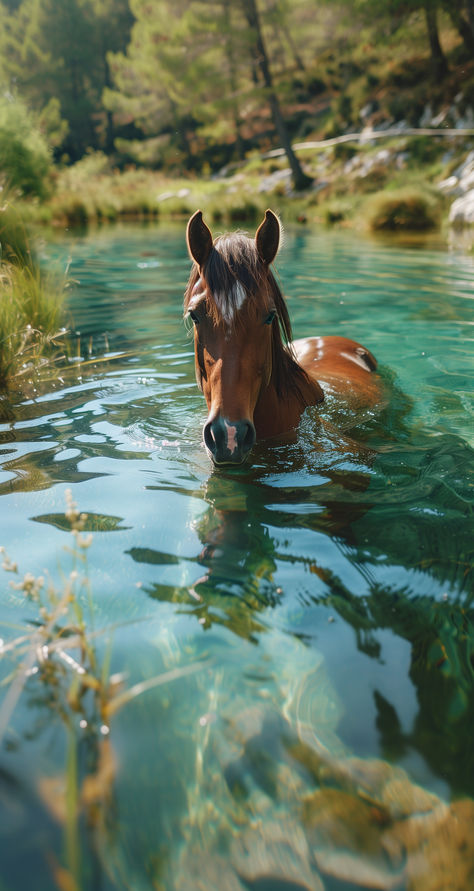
[442, 151, 474, 226]
[431, 109, 448, 127]
[453, 150, 474, 181]
[380, 776, 439, 819]
[360, 102, 378, 122]
[174, 852, 248, 891]
[454, 106, 474, 130]
[393, 798, 474, 891]
[419, 105, 433, 128]
[460, 169, 474, 193]
[258, 168, 292, 194]
[231, 820, 322, 890]
[449, 190, 474, 227]
[438, 175, 459, 194]
[303, 788, 405, 889]
[313, 850, 404, 890]
[375, 149, 391, 164]
[156, 187, 190, 202]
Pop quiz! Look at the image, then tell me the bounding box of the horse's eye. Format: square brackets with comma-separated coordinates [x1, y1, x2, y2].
[188, 310, 200, 325]
[264, 310, 276, 325]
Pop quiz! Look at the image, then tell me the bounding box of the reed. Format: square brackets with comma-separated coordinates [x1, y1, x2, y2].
[0, 490, 204, 889]
[0, 202, 66, 386]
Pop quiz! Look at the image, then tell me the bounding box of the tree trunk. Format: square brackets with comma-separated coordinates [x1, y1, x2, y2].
[223, 0, 245, 161]
[424, 3, 449, 79]
[466, 0, 474, 36]
[283, 23, 306, 73]
[446, 2, 474, 57]
[103, 56, 116, 155]
[241, 0, 312, 190]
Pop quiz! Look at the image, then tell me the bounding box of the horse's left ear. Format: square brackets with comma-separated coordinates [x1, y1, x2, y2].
[187, 210, 213, 268]
[256, 209, 280, 265]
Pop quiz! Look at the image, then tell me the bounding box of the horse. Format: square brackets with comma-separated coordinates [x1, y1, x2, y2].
[185, 209, 383, 465]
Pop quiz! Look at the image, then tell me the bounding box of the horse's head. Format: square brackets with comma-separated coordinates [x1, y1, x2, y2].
[185, 209, 285, 465]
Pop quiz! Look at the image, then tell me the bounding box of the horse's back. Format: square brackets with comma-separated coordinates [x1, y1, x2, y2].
[292, 336, 383, 406]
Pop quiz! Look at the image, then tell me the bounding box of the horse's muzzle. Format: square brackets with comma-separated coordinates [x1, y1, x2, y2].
[203, 416, 256, 465]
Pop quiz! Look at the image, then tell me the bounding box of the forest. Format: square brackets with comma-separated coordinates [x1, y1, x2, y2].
[1, 0, 473, 193]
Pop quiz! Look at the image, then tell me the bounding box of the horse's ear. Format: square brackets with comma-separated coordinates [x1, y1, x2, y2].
[256, 209, 280, 265]
[187, 210, 213, 268]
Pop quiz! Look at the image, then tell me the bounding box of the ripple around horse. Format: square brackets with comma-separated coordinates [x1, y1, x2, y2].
[185, 209, 384, 466]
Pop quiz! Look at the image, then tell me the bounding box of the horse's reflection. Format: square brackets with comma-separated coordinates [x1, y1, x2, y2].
[134, 433, 377, 638]
[130, 426, 474, 796]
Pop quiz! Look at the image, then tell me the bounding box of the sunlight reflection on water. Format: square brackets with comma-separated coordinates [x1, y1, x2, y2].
[0, 223, 473, 890]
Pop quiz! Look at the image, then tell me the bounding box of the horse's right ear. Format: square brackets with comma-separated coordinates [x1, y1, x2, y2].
[256, 209, 280, 265]
[187, 210, 213, 268]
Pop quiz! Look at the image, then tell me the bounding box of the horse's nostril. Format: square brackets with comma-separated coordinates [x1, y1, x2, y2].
[242, 421, 256, 454]
[204, 417, 255, 462]
[203, 421, 217, 455]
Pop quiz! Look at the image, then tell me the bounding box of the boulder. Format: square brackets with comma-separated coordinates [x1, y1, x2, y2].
[449, 189, 474, 227]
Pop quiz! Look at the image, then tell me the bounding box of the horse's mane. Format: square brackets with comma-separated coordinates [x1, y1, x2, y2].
[184, 232, 314, 401]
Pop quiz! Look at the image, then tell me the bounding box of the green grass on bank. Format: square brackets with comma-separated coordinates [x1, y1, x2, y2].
[25, 132, 465, 238]
[0, 203, 66, 387]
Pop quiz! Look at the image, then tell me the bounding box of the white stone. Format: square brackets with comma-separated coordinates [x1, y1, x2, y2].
[453, 150, 474, 180]
[431, 109, 448, 127]
[449, 189, 474, 227]
[438, 175, 459, 194]
[460, 170, 474, 192]
[419, 104, 433, 127]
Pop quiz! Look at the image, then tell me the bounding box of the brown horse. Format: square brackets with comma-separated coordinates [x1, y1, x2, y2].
[185, 209, 383, 465]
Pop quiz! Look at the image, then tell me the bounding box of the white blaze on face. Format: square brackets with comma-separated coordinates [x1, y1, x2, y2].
[216, 282, 247, 325]
[225, 423, 238, 453]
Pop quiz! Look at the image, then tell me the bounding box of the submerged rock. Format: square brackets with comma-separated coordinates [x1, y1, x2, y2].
[231, 820, 322, 890]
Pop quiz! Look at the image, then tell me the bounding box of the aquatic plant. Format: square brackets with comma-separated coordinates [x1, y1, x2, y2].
[0, 490, 203, 890]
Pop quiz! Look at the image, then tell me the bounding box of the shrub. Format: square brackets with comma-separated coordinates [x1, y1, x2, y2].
[407, 137, 445, 167]
[365, 189, 440, 231]
[0, 95, 53, 198]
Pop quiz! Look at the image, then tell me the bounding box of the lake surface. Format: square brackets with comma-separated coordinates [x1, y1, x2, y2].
[0, 222, 473, 890]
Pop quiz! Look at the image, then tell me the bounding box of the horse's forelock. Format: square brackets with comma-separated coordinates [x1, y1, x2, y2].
[184, 231, 293, 342]
[184, 229, 309, 400]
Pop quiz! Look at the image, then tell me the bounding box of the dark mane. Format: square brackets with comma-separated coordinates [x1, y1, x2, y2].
[184, 231, 314, 401]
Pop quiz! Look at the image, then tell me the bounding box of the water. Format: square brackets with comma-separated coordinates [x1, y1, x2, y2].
[0, 222, 473, 890]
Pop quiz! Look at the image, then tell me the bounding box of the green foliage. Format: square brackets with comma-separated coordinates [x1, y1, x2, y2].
[406, 136, 445, 166]
[0, 94, 52, 197]
[0, 0, 133, 159]
[37, 96, 70, 148]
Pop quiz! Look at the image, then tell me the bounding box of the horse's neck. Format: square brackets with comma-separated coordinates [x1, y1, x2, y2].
[253, 357, 324, 439]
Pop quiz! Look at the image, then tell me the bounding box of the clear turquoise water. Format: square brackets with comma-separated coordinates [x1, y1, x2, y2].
[0, 222, 473, 890]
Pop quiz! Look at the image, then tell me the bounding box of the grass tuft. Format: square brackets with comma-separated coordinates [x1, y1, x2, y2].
[364, 188, 441, 232]
[0, 201, 66, 386]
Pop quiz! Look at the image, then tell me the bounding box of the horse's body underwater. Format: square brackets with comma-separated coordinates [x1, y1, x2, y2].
[185, 209, 383, 465]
